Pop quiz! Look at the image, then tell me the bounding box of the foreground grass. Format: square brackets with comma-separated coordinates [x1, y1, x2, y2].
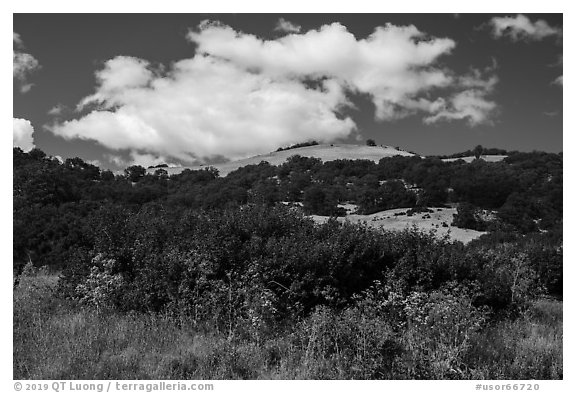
[14, 273, 562, 380]
[464, 299, 563, 379]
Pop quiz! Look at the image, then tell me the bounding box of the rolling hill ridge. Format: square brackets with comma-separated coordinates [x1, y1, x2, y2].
[148, 143, 416, 177]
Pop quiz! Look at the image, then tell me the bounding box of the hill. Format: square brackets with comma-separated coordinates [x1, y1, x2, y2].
[441, 155, 507, 163]
[148, 144, 416, 177]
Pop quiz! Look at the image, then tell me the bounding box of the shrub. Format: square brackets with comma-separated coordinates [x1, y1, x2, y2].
[467, 244, 541, 311]
[75, 254, 125, 311]
[397, 284, 488, 379]
[289, 305, 401, 379]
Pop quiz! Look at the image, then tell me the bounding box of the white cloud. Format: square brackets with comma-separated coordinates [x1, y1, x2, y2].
[13, 32, 40, 93]
[550, 54, 562, 67]
[87, 159, 102, 167]
[552, 75, 563, 86]
[189, 22, 456, 87]
[13, 32, 23, 45]
[106, 154, 129, 168]
[424, 89, 497, 126]
[105, 151, 180, 169]
[129, 152, 181, 168]
[78, 56, 154, 110]
[51, 55, 355, 163]
[275, 18, 301, 33]
[548, 54, 562, 87]
[19, 83, 34, 94]
[13, 118, 35, 152]
[489, 14, 562, 41]
[13, 51, 39, 79]
[188, 21, 495, 123]
[421, 65, 498, 126]
[50, 21, 497, 163]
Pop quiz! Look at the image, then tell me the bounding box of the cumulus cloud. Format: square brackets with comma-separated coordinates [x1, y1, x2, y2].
[489, 14, 562, 41]
[50, 21, 497, 163]
[78, 56, 155, 110]
[423, 65, 498, 126]
[188, 21, 495, 123]
[275, 18, 301, 33]
[51, 55, 354, 163]
[13, 32, 40, 93]
[13, 118, 35, 152]
[424, 89, 497, 126]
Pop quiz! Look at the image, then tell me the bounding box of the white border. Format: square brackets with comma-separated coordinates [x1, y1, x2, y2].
[3, 1, 572, 391]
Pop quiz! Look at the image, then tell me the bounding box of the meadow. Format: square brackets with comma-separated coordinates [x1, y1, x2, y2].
[14, 267, 562, 379]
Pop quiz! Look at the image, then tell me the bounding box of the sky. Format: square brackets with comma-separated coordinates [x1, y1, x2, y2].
[13, 13, 563, 170]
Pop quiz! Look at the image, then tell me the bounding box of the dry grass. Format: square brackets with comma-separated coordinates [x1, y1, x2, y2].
[14, 273, 289, 379]
[311, 207, 486, 244]
[14, 273, 562, 380]
[442, 155, 508, 163]
[149, 144, 415, 177]
[464, 299, 563, 379]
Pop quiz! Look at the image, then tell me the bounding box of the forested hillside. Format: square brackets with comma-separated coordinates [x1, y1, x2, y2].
[14, 146, 562, 272]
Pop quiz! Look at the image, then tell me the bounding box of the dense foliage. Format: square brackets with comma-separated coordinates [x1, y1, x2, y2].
[57, 204, 561, 317]
[434, 145, 510, 159]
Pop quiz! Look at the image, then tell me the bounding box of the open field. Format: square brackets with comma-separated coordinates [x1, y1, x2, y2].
[148, 144, 415, 177]
[14, 272, 563, 380]
[311, 206, 486, 244]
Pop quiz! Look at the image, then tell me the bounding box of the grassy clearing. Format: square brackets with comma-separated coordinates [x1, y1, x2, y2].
[311, 207, 486, 244]
[14, 273, 562, 380]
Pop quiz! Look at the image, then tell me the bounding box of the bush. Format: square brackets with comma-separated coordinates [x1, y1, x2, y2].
[452, 203, 487, 231]
[397, 284, 487, 379]
[289, 305, 400, 379]
[61, 206, 459, 322]
[466, 244, 541, 311]
[276, 140, 319, 152]
[75, 254, 125, 311]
